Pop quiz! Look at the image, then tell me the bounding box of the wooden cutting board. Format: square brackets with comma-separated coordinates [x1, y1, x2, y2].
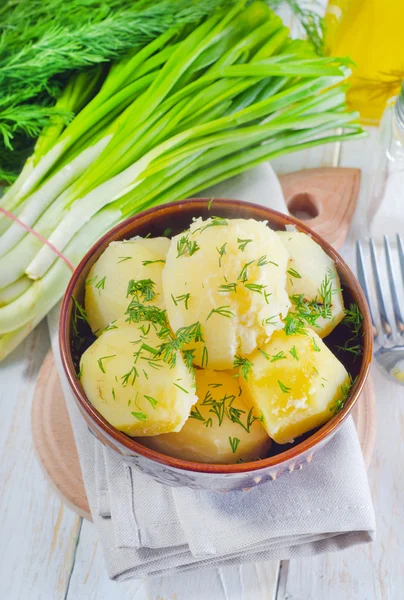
[31, 166, 372, 522]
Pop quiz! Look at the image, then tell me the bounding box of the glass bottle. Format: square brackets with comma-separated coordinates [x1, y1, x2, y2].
[325, 0, 403, 125]
[368, 84, 404, 238]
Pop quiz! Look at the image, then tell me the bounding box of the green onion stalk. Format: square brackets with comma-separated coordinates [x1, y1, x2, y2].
[0, 1, 365, 360]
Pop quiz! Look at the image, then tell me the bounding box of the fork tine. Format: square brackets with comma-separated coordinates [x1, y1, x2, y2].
[397, 234, 404, 283]
[370, 238, 393, 337]
[384, 235, 404, 334]
[356, 240, 376, 332]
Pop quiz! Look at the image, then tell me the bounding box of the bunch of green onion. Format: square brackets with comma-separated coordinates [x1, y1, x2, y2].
[0, 0, 364, 360]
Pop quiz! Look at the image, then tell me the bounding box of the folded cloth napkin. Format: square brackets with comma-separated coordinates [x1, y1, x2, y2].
[47, 163, 376, 580]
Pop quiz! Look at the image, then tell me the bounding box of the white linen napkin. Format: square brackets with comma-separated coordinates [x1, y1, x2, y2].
[47, 163, 375, 580]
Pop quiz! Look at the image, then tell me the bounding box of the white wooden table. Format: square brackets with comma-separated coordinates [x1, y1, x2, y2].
[1, 126, 403, 599]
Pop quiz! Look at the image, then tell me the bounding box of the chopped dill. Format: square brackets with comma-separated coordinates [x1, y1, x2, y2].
[289, 345, 299, 361]
[206, 305, 235, 320]
[237, 260, 254, 283]
[118, 256, 132, 263]
[233, 355, 253, 380]
[102, 320, 118, 332]
[245, 282, 267, 294]
[202, 345, 209, 368]
[176, 234, 199, 258]
[173, 382, 189, 394]
[121, 365, 139, 386]
[312, 337, 321, 352]
[144, 395, 157, 409]
[287, 268, 301, 279]
[131, 411, 147, 422]
[97, 354, 115, 373]
[189, 405, 205, 421]
[218, 282, 237, 293]
[330, 376, 357, 414]
[229, 437, 241, 453]
[278, 379, 291, 393]
[142, 259, 166, 266]
[270, 351, 286, 362]
[95, 276, 106, 291]
[216, 243, 227, 267]
[127, 278, 156, 302]
[237, 237, 252, 251]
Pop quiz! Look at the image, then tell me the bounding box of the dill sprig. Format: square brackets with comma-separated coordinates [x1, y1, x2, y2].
[206, 305, 235, 320]
[176, 234, 199, 258]
[218, 282, 237, 293]
[237, 237, 252, 251]
[95, 275, 106, 291]
[337, 302, 364, 359]
[229, 437, 240, 453]
[278, 379, 291, 393]
[142, 259, 166, 266]
[233, 355, 253, 380]
[270, 351, 286, 362]
[287, 267, 302, 279]
[97, 354, 116, 373]
[216, 243, 227, 267]
[127, 278, 156, 302]
[237, 260, 254, 283]
[194, 216, 228, 234]
[330, 376, 357, 414]
[0, 0, 235, 160]
[342, 302, 363, 337]
[289, 345, 299, 361]
[244, 282, 267, 295]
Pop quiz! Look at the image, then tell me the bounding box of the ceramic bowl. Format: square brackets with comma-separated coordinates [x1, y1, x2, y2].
[59, 199, 372, 492]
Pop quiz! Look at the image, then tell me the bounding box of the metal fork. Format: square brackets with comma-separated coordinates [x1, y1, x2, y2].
[356, 234, 404, 386]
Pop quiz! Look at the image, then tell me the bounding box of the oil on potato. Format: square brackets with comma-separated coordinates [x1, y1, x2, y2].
[240, 329, 350, 444]
[139, 369, 271, 464]
[85, 237, 170, 335]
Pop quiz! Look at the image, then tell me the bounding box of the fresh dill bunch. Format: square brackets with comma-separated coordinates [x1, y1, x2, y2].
[0, 0, 237, 166]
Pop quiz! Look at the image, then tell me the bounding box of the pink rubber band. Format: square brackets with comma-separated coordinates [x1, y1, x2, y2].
[0, 207, 75, 272]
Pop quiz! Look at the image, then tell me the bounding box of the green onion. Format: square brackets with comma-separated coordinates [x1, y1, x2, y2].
[0, 2, 364, 359]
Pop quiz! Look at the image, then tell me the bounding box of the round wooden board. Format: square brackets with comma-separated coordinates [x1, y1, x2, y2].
[32, 351, 376, 522]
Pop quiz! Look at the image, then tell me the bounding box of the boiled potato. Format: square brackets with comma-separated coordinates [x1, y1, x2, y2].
[85, 237, 170, 334]
[162, 218, 290, 370]
[240, 329, 350, 444]
[277, 231, 344, 337]
[80, 318, 197, 436]
[139, 369, 271, 464]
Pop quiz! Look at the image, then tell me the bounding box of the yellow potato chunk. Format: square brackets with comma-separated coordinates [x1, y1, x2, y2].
[80, 318, 197, 436]
[240, 329, 350, 444]
[162, 218, 290, 370]
[139, 369, 271, 464]
[85, 237, 170, 335]
[277, 230, 345, 337]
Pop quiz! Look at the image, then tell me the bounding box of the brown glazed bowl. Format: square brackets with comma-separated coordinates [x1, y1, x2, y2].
[59, 199, 372, 492]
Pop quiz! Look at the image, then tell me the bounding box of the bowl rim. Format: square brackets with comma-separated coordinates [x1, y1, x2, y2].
[59, 198, 373, 475]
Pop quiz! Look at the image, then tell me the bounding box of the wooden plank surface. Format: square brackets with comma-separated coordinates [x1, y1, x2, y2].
[0, 322, 82, 599]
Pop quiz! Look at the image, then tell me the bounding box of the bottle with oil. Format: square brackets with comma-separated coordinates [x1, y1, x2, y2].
[325, 0, 403, 125]
[368, 85, 404, 237]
